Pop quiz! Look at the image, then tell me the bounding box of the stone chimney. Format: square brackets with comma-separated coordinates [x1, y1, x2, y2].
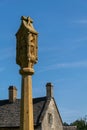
[46, 82, 53, 98]
[8, 86, 17, 103]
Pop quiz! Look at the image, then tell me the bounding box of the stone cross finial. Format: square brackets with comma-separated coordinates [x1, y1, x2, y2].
[21, 16, 33, 27]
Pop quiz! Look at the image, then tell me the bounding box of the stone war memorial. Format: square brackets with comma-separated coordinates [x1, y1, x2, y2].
[0, 16, 77, 130]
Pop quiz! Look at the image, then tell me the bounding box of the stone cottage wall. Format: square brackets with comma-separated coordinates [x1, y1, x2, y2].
[41, 98, 63, 130]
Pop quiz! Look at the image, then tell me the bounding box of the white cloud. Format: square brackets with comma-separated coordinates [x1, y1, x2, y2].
[74, 37, 87, 43]
[72, 20, 87, 24]
[38, 61, 87, 73]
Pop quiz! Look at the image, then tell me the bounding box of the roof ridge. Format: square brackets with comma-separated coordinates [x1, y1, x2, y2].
[0, 97, 46, 101]
[39, 97, 50, 123]
[33, 96, 46, 100]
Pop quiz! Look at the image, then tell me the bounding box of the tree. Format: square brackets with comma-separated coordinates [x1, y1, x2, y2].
[70, 116, 87, 130]
[63, 122, 69, 126]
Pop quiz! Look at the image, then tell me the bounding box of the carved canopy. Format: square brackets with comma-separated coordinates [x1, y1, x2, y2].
[16, 16, 38, 72]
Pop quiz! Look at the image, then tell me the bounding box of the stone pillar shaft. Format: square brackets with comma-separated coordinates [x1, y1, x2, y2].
[20, 75, 34, 130]
[16, 16, 38, 130]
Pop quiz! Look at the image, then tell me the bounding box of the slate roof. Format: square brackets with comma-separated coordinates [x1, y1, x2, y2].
[0, 97, 47, 127]
[0, 97, 77, 130]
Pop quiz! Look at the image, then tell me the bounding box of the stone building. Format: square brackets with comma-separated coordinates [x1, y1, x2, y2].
[0, 83, 77, 130]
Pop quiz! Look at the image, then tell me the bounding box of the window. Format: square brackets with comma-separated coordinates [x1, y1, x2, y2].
[48, 113, 53, 126]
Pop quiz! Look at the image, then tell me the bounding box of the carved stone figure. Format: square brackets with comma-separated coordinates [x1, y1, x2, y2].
[16, 16, 38, 74]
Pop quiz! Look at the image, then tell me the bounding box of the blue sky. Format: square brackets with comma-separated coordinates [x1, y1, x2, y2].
[0, 0, 87, 124]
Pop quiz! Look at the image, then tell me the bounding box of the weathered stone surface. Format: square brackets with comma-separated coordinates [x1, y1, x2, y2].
[16, 16, 38, 74]
[16, 16, 38, 130]
[8, 86, 17, 103]
[41, 98, 63, 130]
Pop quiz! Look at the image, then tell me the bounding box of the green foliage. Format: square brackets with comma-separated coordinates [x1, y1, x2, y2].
[63, 122, 69, 126]
[70, 115, 87, 130]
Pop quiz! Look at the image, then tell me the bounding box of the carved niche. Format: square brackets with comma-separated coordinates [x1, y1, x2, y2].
[16, 16, 38, 70]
